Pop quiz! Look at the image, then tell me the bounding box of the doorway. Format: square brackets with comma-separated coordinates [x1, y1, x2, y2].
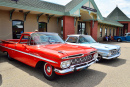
[12, 20, 24, 39]
[78, 22, 86, 34]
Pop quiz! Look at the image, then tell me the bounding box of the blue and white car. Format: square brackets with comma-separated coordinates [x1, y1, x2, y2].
[65, 34, 121, 62]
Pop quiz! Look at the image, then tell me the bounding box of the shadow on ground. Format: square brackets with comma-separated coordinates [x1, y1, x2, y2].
[0, 74, 2, 86]
[0, 52, 106, 87]
[0, 52, 7, 63]
[99, 58, 126, 67]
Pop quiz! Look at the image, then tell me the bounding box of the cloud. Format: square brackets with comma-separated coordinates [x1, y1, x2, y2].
[94, 0, 130, 18]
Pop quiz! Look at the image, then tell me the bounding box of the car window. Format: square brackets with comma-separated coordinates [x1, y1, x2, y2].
[19, 35, 30, 45]
[66, 37, 78, 43]
[79, 36, 88, 43]
[31, 33, 64, 45]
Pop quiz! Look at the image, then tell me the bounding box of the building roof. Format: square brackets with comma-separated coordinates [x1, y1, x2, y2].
[99, 17, 123, 27]
[0, 0, 65, 12]
[107, 7, 130, 21]
[0, 0, 126, 27]
[0, 0, 88, 16]
[65, 0, 83, 12]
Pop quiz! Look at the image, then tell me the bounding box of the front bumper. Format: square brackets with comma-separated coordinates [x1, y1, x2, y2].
[102, 53, 121, 59]
[54, 59, 96, 74]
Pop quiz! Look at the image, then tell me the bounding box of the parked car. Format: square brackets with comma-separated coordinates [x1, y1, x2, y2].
[114, 33, 130, 42]
[65, 34, 121, 62]
[0, 32, 98, 80]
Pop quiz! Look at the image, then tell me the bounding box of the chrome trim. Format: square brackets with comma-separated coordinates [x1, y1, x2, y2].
[1, 45, 58, 64]
[62, 54, 84, 59]
[90, 51, 97, 54]
[68, 54, 84, 58]
[110, 49, 118, 55]
[71, 54, 93, 65]
[54, 59, 96, 74]
[102, 53, 121, 59]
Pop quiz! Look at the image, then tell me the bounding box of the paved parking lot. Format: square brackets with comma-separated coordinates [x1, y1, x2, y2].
[0, 42, 130, 87]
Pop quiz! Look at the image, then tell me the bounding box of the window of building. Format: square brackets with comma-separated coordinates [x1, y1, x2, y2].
[38, 22, 47, 32]
[120, 28, 123, 36]
[78, 22, 86, 34]
[100, 28, 102, 37]
[105, 28, 107, 36]
[61, 20, 63, 38]
[12, 20, 24, 39]
[113, 29, 115, 36]
[109, 29, 111, 36]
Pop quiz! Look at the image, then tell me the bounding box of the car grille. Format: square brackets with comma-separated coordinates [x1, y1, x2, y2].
[68, 54, 84, 58]
[111, 49, 119, 55]
[71, 55, 93, 65]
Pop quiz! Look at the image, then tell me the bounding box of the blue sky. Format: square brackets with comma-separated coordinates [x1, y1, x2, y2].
[42, 0, 130, 18]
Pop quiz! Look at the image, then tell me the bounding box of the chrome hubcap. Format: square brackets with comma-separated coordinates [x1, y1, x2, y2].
[47, 67, 51, 72]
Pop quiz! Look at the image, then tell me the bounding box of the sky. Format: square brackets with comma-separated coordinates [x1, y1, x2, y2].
[42, 0, 130, 18]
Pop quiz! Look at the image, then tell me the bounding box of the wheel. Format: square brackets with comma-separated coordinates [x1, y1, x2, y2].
[7, 52, 14, 61]
[96, 54, 102, 63]
[117, 38, 121, 42]
[43, 63, 56, 81]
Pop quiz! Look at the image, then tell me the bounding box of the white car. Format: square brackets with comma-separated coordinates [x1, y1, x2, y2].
[65, 34, 121, 62]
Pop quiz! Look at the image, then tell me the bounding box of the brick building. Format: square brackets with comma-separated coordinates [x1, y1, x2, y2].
[0, 0, 129, 41]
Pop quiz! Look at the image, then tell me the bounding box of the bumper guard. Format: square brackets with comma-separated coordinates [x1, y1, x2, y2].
[54, 59, 96, 74]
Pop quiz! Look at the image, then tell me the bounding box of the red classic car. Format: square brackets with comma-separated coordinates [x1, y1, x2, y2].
[0, 32, 98, 80]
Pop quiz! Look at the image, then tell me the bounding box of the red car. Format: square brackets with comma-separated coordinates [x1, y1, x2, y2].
[0, 32, 98, 80]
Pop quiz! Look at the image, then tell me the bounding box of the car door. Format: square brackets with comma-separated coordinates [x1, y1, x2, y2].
[126, 34, 130, 41]
[15, 34, 32, 64]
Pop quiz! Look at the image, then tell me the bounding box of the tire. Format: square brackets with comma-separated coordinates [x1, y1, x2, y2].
[7, 53, 14, 61]
[117, 38, 121, 42]
[42, 63, 56, 81]
[96, 54, 102, 63]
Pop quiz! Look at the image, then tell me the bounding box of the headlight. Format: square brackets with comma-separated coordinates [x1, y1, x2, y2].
[108, 51, 111, 56]
[60, 60, 71, 69]
[94, 53, 98, 59]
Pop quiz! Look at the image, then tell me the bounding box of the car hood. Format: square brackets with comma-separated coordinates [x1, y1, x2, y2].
[80, 43, 120, 50]
[43, 44, 95, 56]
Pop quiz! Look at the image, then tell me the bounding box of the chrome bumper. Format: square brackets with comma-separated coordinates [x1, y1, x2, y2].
[54, 59, 96, 74]
[102, 53, 121, 59]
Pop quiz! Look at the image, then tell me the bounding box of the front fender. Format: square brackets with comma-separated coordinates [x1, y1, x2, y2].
[97, 50, 109, 57]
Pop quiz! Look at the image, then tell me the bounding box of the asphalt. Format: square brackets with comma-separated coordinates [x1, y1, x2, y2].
[0, 42, 130, 87]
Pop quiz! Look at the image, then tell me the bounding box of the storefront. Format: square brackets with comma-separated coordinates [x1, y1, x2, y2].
[0, 0, 129, 41]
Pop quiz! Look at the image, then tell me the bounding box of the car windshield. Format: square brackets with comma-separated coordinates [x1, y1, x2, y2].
[31, 32, 64, 45]
[79, 35, 96, 44]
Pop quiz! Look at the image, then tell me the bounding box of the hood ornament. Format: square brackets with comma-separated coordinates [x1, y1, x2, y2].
[58, 51, 65, 54]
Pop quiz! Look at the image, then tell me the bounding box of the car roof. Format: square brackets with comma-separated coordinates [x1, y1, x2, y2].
[67, 34, 91, 37]
[22, 32, 58, 35]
